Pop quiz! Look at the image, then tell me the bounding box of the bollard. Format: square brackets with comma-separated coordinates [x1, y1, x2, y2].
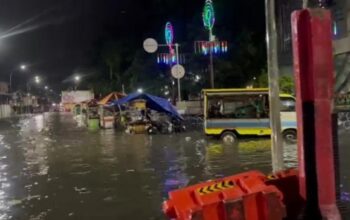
[163, 171, 286, 220]
[265, 169, 304, 219]
[291, 9, 341, 220]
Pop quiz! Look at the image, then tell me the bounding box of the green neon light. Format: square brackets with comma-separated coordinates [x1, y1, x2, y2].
[203, 0, 215, 31]
[165, 22, 174, 46]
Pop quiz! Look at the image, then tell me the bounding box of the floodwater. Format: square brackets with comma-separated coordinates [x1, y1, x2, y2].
[0, 113, 348, 219]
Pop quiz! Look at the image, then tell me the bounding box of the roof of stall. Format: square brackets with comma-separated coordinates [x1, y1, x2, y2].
[110, 92, 183, 120]
[98, 92, 126, 105]
[81, 99, 98, 107]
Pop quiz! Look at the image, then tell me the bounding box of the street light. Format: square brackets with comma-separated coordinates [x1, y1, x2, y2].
[137, 88, 143, 93]
[9, 64, 27, 92]
[45, 86, 48, 90]
[195, 75, 201, 82]
[35, 76, 40, 84]
[73, 75, 81, 90]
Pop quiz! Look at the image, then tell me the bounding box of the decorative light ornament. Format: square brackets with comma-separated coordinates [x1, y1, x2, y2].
[165, 22, 174, 48]
[157, 53, 185, 65]
[202, 0, 215, 31]
[195, 41, 228, 55]
[157, 22, 186, 65]
[333, 21, 338, 36]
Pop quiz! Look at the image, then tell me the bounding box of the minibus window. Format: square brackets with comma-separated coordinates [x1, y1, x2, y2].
[280, 97, 296, 112]
[207, 94, 268, 119]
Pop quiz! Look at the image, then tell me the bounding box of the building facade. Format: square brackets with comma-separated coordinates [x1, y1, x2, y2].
[0, 82, 9, 94]
[0, 81, 12, 118]
[275, 0, 350, 94]
[276, 0, 303, 76]
[333, 0, 350, 48]
[333, 0, 350, 94]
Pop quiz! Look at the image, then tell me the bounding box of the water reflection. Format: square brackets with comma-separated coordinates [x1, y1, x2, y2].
[20, 114, 49, 177]
[0, 113, 318, 219]
[338, 113, 350, 214]
[0, 134, 10, 219]
[162, 142, 189, 196]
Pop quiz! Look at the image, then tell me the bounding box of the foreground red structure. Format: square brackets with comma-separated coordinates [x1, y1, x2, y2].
[163, 8, 342, 220]
[163, 171, 287, 220]
[291, 9, 341, 220]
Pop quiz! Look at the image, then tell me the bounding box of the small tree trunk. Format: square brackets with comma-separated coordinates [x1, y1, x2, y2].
[303, 0, 308, 8]
[109, 65, 113, 80]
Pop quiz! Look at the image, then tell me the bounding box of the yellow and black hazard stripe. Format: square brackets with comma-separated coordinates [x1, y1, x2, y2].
[197, 180, 235, 195]
[266, 174, 277, 180]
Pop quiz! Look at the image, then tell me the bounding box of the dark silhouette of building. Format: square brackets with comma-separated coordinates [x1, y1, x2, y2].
[276, 0, 303, 67]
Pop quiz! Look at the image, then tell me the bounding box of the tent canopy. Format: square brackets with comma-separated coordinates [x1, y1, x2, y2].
[98, 92, 126, 105]
[110, 93, 183, 120]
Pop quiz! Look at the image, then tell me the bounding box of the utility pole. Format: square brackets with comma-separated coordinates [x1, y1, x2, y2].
[209, 31, 215, 88]
[265, 0, 284, 172]
[175, 43, 181, 101]
[9, 72, 14, 92]
[122, 84, 125, 94]
[303, 0, 309, 8]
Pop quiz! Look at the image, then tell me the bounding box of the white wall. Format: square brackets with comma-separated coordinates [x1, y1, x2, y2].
[334, 37, 350, 55]
[0, 105, 12, 118]
[334, 0, 350, 55]
[61, 90, 94, 104]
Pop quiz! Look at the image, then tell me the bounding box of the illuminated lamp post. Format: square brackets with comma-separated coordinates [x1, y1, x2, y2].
[157, 22, 185, 102]
[144, 22, 185, 102]
[9, 64, 27, 92]
[74, 75, 80, 90]
[194, 0, 228, 88]
[157, 22, 186, 65]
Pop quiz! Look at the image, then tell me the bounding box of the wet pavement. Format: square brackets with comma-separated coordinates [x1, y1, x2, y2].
[0, 113, 348, 219]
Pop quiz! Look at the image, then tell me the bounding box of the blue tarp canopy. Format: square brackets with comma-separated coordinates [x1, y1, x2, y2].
[110, 93, 183, 120]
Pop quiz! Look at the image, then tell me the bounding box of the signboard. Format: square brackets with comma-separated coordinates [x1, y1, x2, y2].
[143, 38, 158, 53]
[335, 93, 350, 111]
[61, 91, 94, 104]
[171, 64, 185, 79]
[0, 82, 9, 93]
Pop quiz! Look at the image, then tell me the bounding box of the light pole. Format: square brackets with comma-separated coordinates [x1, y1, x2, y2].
[156, 42, 184, 101]
[163, 22, 184, 101]
[74, 75, 80, 90]
[265, 0, 283, 172]
[204, 0, 216, 88]
[35, 76, 41, 84]
[26, 75, 41, 92]
[24, 75, 41, 114]
[175, 43, 181, 101]
[144, 22, 185, 103]
[194, 0, 228, 88]
[9, 64, 26, 92]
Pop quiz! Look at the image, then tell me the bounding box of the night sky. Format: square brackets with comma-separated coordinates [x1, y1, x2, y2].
[0, 0, 266, 92]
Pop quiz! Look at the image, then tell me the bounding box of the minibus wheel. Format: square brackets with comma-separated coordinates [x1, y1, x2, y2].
[283, 129, 297, 144]
[221, 131, 238, 145]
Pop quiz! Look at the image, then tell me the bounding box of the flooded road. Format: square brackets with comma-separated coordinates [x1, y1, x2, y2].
[0, 113, 348, 219]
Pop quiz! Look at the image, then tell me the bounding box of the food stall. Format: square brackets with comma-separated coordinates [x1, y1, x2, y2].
[86, 100, 100, 130]
[98, 92, 126, 129]
[109, 93, 184, 135]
